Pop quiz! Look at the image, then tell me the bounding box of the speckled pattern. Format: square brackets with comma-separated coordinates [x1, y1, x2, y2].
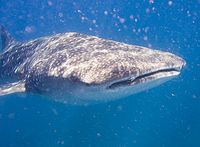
[1, 32, 185, 86]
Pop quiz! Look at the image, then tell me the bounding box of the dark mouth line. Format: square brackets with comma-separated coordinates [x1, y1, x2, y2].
[107, 68, 180, 89]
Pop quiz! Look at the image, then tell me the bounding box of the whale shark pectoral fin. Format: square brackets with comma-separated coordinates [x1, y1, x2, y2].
[0, 80, 26, 96]
[0, 24, 16, 53]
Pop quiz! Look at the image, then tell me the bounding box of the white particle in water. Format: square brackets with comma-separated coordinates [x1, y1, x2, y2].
[144, 27, 149, 33]
[148, 43, 152, 48]
[97, 133, 101, 137]
[192, 95, 197, 99]
[40, 16, 44, 20]
[16, 129, 20, 133]
[187, 10, 191, 17]
[58, 12, 64, 17]
[149, 0, 154, 4]
[47, 1, 53, 6]
[92, 19, 96, 24]
[61, 141, 65, 145]
[113, 14, 117, 18]
[146, 8, 150, 13]
[25, 26, 34, 33]
[134, 18, 138, 22]
[143, 36, 148, 41]
[104, 11, 108, 15]
[129, 15, 134, 20]
[8, 113, 15, 119]
[119, 18, 125, 23]
[117, 105, 123, 111]
[81, 16, 85, 20]
[52, 108, 58, 115]
[168, 1, 173, 6]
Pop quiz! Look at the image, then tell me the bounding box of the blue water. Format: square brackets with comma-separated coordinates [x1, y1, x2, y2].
[0, 0, 199, 147]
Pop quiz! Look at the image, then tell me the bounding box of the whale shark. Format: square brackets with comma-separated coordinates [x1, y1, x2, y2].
[0, 25, 185, 104]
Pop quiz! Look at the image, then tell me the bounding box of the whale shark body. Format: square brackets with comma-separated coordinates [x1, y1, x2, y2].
[0, 25, 185, 104]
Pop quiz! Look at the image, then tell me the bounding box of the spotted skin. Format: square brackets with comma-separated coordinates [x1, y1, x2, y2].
[0, 32, 185, 103]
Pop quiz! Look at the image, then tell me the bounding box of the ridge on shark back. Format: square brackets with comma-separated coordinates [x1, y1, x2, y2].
[0, 25, 185, 104]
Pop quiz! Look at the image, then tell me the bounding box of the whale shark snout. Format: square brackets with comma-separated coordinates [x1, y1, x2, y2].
[106, 52, 185, 90]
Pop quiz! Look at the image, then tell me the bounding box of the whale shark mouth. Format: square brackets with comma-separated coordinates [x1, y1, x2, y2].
[107, 68, 181, 89]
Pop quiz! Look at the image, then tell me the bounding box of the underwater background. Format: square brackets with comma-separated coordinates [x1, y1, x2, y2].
[0, 0, 199, 147]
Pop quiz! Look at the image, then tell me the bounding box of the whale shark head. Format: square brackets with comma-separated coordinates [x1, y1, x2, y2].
[69, 46, 186, 103]
[104, 50, 185, 90]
